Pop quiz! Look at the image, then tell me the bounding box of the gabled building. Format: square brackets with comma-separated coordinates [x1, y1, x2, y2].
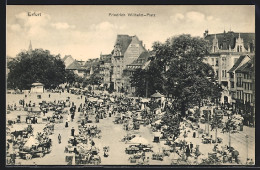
[62, 55, 75, 69]
[111, 35, 148, 92]
[228, 55, 255, 126]
[203, 30, 255, 104]
[66, 60, 86, 77]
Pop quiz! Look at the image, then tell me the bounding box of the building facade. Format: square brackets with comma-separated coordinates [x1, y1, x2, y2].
[99, 54, 112, 89]
[228, 55, 255, 125]
[203, 30, 255, 104]
[66, 60, 86, 77]
[111, 35, 147, 92]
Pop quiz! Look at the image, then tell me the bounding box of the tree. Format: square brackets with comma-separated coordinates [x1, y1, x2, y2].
[154, 34, 222, 117]
[161, 105, 181, 139]
[130, 64, 164, 97]
[88, 73, 102, 86]
[7, 49, 66, 90]
[223, 118, 237, 147]
[65, 70, 76, 86]
[210, 110, 224, 141]
[130, 68, 146, 97]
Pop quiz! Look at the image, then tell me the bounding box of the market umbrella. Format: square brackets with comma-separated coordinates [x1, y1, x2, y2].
[124, 111, 132, 118]
[141, 98, 150, 103]
[115, 113, 121, 118]
[129, 136, 149, 145]
[110, 98, 115, 102]
[23, 136, 39, 148]
[155, 120, 161, 124]
[97, 99, 103, 103]
[151, 92, 164, 98]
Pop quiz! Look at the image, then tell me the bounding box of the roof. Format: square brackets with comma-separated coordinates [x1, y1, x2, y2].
[128, 51, 150, 66]
[228, 55, 247, 73]
[235, 57, 254, 73]
[141, 60, 151, 70]
[100, 54, 112, 63]
[151, 92, 164, 98]
[84, 58, 100, 70]
[66, 60, 84, 70]
[32, 82, 44, 86]
[113, 35, 132, 55]
[205, 32, 255, 51]
[62, 55, 73, 61]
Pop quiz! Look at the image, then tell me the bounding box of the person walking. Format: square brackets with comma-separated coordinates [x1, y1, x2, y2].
[58, 134, 61, 144]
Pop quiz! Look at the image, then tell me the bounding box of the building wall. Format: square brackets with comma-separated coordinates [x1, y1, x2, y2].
[123, 36, 146, 67]
[111, 35, 146, 92]
[31, 86, 44, 93]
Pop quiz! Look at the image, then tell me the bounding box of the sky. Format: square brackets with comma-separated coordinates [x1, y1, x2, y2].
[6, 5, 255, 60]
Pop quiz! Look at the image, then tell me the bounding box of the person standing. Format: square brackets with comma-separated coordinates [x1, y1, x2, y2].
[190, 142, 193, 153]
[185, 145, 190, 158]
[72, 137, 77, 146]
[71, 127, 75, 136]
[65, 121, 69, 128]
[58, 134, 61, 144]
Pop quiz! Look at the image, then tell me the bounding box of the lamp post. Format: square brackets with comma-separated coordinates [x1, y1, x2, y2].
[246, 135, 249, 161]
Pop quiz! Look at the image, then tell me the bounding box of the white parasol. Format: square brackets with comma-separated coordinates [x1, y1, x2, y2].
[97, 99, 104, 103]
[23, 136, 39, 148]
[141, 98, 150, 103]
[155, 119, 162, 124]
[129, 136, 149, 145]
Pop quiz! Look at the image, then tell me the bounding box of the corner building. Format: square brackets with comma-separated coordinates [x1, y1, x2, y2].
[203, 30, 255, 105]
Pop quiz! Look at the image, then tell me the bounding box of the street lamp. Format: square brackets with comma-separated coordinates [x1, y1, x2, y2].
[246, 135, 249, 161]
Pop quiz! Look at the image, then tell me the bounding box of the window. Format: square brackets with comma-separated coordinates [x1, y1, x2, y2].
[215, 58, 219, 66]
[222, 70, 227, 78]
[222, 57, 226, 67]
[216, 70, 218, 77]
[237, 77, 242, 87]
[231, 82, 234, 88]
[230, 73, 234, 78]
[211, 58, 214, 66]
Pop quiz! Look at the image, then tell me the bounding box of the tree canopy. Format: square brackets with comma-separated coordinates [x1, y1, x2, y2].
[7, 49, 67, 90]
[130, 34, 223, 116]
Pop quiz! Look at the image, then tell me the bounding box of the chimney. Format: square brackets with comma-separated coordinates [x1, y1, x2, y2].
[203, 30, 209, 38]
